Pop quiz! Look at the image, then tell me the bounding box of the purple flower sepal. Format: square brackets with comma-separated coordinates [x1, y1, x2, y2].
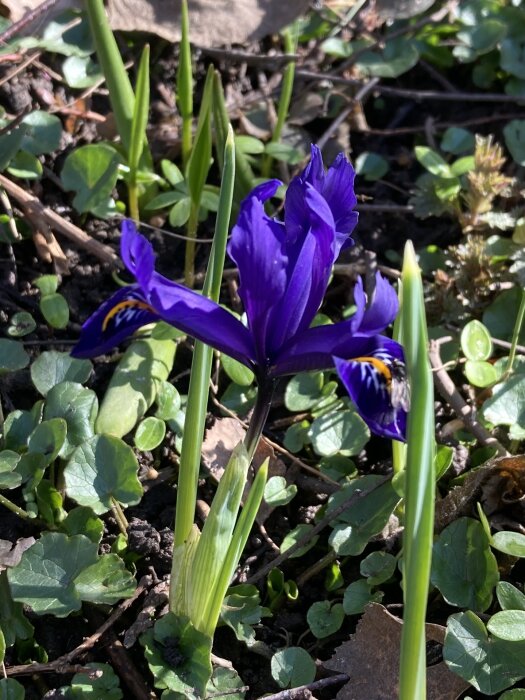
[72, 145, 407, 441]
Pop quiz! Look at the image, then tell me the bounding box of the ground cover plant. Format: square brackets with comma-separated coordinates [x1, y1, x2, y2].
[1, 0, 525, 698]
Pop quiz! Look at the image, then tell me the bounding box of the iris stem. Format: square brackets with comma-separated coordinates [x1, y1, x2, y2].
[244, 378, 277, 461]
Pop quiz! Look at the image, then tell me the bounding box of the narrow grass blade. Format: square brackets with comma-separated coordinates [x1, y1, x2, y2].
[212, 70, 255, 207]
[173, 128, 236, 550]
[84, 0, 135, 155]
[177, 0, 193, 169]
[184, 64, 214, 286]
[262, 26, 297, 178]
[128, 45, 150, 220]
[399, 241, 435, 700]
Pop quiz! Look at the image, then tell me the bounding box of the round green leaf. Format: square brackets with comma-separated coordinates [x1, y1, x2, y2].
[27, 418, 67, 465]
[343, 578, 383, 615]
[21, 111, 62, 155]
[309, 409, 369, 457]
[355, 151, 389, 181]
[62, 55, 102, 88]
[431, 517, 499, 611]
[7, 311, 36, 337]
[44, 381, 98, 457]
[0, 339, 29, 373]
[8, 149, 43, 179]
[414, 146, 453, 178]
[64, 434, 142, 514]
[61, 143, 120, 214]
[263, 476, 297, 507]
[134, 417, 166, 451]
[69, 662, 123, 700]
[31, 351, 92, 396]
[504, 120, 525, 166]
[360, 551, 397, 585]
[501, 38, 525, 79]
[461, 319, 492, 361]
[444, 611, 525, 695]
[307, 601, 345, 638]
[154, 381, 181, 420]
[328, 476, 400, 555]
[497, 582, 525, 612]
[40, 292, 69, 329]
[7, 532, 99, 617]
[464, 360, 500, 388]
[73, 553, 136, 604]
[488, 611, 525, 641]
[356, 38, 419, 78]
[482, 374, 525, 428]
[61, 506, 104, 544]
[500, 690, 525, 699]
[492, 531, 525, 557]
[270, 647, 316, 688]
[440, 127, 475, 155]
[0, 450, 23, 489]
[283, 420, 311, 454]
[483, 288, 525, 344]
[0, 678, 25, 699]
[220, 353, 254, 386]
[34, 274, 58, 295]
[285, 371, 324, 411]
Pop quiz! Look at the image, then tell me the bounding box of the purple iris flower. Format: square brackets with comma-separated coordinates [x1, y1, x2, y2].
[72, 145, 407, 441]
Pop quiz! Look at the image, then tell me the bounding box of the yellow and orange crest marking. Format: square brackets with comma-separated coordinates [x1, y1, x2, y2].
[353, 355, 393, 385]
[101, 299, 156, 332]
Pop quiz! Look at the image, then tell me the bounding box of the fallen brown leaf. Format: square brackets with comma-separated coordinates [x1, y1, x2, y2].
[201, 415, 287, 523]
[323, 603, 470, 700]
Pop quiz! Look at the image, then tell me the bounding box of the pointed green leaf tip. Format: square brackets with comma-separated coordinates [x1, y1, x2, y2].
[402, 239, 420, 278]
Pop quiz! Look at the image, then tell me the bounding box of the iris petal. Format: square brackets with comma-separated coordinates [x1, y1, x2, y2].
[333, 343, 408, 442]
[228, 179, 287, 364]
[71, 286, 160, 358]
[144, 273, 256, 368]
[273, 323, 401, 376]
[322, 151, 359, 249]
[121, 220, 155, 291]
[355, 272, 399, 335]
[268, 186, 336, 353]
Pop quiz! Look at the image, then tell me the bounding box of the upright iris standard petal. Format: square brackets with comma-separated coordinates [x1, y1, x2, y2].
[352, 273, 400, 336]
[267, 186, 337, 353]
[285, 144, 358, 253]
[334, 342, 408, 442]
[228, 179, 287, 365]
